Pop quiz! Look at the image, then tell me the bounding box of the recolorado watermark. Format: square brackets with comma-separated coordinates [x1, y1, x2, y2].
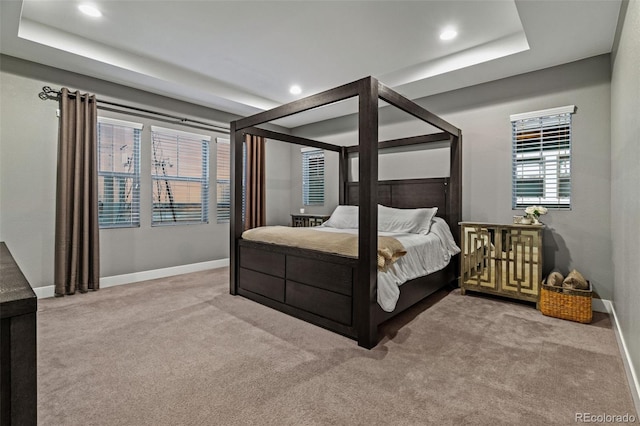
[575, 412, 637, 423]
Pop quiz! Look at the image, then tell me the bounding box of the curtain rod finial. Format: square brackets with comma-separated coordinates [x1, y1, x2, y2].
[39, 86, 59, 100]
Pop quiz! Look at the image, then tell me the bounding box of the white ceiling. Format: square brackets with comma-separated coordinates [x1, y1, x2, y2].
[0, 0, 621, 128]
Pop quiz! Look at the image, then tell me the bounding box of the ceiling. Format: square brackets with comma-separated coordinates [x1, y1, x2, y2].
[0, 0, 621, 129]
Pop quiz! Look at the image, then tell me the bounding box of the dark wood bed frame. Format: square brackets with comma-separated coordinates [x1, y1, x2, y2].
[230, 77, 462, 349]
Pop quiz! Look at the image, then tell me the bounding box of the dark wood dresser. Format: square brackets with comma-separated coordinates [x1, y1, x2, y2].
[1, 242, 37, 426]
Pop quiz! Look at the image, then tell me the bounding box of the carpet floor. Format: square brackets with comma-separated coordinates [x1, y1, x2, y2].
[36, 268, 637, 425]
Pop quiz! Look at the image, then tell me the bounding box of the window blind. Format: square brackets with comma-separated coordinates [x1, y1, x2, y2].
[151, 126, 210, 225]
[511, 106, 574, 209]
[97, 117, 142, 228]
[242, 143, 246, 223]
[302, 149, 325, 206]
[216, 139, 246, 224]
[216, 139, 230, 223]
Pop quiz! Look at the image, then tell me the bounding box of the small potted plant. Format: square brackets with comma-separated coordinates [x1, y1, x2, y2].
[525, 205, 548, 225]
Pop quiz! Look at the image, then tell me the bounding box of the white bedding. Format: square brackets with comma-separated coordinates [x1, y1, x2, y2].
[315, 217, 460, 312]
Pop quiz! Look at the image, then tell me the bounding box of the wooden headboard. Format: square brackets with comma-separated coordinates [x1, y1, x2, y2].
[345, 177, 448, 215]
[345, 177, 457, 242]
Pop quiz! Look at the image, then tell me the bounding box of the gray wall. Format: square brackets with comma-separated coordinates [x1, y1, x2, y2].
[611, 0, 640, 392]
[0, 55, 290, 288]
[292, 55, 614, 300]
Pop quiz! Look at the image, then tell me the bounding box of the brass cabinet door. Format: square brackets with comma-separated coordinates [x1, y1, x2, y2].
[462, 225, 498, 291]
[500, 228, 541, 296]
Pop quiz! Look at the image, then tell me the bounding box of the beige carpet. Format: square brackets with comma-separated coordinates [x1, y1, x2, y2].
[37, 268, 637, 425]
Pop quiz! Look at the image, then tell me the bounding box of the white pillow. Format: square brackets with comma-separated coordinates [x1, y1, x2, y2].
[323, 204, 439, 234]
[378, 204, 438, 234]
[322, 205, 359, 229]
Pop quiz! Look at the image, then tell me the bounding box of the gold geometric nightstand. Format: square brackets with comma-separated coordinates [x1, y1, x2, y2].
[459, 222, 544, 306]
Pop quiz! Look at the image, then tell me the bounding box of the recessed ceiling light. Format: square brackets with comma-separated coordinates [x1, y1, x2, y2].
[289, 85, 302, 95]
[78, 4, 102, 18]
[439, 28, 457, 41]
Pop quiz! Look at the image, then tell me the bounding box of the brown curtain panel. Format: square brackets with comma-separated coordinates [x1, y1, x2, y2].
[54, 88, 100, 296]
[244, 134, 266, 230]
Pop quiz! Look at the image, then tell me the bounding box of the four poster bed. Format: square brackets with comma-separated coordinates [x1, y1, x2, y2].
[229, 77, 462, 349]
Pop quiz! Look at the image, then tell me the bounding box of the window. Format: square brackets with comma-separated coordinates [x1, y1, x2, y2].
[216, 139, 246, 224]
[302, 149, 324, 206]
[151, 126, 210, 225]
[97, 117, 142, 228]
[216, 139, 230, 223]
[511, 105, 575, 209]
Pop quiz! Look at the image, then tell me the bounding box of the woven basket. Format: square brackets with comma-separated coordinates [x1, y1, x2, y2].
[539, 280, 592, 323]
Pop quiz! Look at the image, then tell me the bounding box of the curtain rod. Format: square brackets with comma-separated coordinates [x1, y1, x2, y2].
[38, 86, 230, 134]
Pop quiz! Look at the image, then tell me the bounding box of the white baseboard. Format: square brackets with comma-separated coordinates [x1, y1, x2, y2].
[600, 299, 640, 415]
[32, 258, 229, 299]
[592, 298, 608, 313]
[32, 286, 53, 299]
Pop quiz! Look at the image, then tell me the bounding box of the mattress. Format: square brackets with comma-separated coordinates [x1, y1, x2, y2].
[314, 217, 460, 312]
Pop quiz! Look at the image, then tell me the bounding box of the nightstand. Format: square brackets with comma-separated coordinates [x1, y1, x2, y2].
[290, 214, 330, 227]
[459, 222, 544, 305]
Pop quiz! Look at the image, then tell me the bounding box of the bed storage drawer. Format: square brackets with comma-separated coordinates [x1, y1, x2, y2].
[240, 246, 285, 277]
[287, 256, 352, 296]
[239, 268, 285, 302]
[286, 280, 352, 325]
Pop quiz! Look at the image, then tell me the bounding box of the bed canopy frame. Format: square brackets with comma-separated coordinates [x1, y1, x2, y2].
[230, 76, 462, 349]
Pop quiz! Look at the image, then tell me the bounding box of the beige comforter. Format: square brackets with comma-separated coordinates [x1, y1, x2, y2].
[242, 226, 406, 272]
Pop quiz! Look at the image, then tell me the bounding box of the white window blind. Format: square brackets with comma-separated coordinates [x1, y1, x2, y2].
[151, 126, 210, 225]
[511, 105, 575, 209]
[216, 139, 230, 223]
[302, 149, 325, 206]
[242, 143, 246, 222]
[97, 117, 142, 228]
[216, 139, 246, 224]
